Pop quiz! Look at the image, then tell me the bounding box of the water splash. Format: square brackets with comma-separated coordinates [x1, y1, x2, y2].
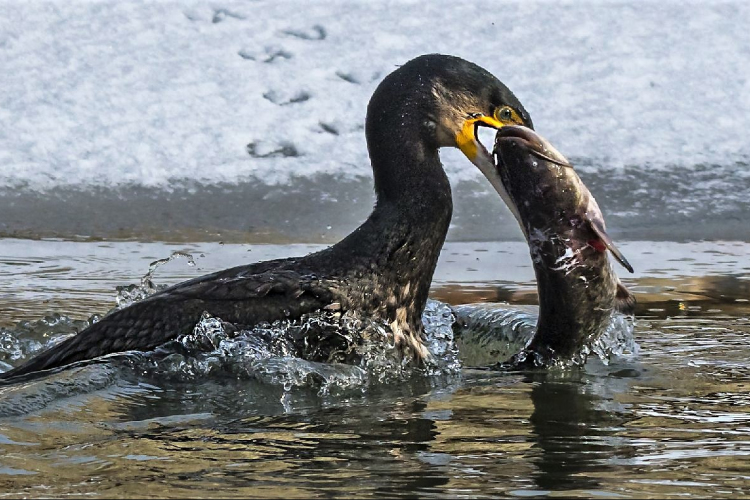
[450, 304, 537, 367]
[131, 302, 461, 395]
[0, 253, 197, 372]
[0, 313, 100, 370]
[115, 251, 195, 309]
[422, 300, 461, 374]
[537, 311, 639, 368]
[451, 302, 637, 368]
[587, 313, 639, 363]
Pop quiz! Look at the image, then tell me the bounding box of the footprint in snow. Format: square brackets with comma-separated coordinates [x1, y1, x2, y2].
[238, 46, 293, 63]
[246, 141, 300, 158]
[282, 25, 326, 41]
[212, 8, 244, 23]
[262, 90, 311, 106]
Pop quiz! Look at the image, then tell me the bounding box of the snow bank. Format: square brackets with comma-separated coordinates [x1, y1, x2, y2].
[0, 0, 748, 191]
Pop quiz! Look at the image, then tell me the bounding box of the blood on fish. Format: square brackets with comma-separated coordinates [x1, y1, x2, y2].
[588, 239, 607, 252]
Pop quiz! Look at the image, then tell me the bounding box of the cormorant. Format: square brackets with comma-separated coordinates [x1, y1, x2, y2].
[1, 54, 532, 380]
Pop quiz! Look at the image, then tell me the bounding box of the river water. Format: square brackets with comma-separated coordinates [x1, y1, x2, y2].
[0, 239, 748, 498]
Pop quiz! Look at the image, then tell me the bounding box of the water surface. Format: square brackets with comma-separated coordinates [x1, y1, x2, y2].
[1, 239, 749, 498]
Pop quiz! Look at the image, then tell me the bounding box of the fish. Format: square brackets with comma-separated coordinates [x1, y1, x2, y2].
[489, 125, 635, 366]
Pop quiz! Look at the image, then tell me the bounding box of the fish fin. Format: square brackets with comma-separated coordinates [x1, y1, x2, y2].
[586, 216, 634, 273]
[615, 282, 637, 314]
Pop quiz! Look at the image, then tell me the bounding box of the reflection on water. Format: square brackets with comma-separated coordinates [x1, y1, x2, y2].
[0, 239, 749, 498]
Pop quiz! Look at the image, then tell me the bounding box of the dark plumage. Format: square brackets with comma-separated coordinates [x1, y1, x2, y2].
[2, 54, 531, 380]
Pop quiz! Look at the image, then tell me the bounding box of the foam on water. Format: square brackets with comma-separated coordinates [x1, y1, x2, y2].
[0, 1, 748, 192]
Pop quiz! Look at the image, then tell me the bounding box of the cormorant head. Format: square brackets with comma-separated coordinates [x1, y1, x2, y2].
[367, 54, 533, 201]
[422, 56, 532, 158]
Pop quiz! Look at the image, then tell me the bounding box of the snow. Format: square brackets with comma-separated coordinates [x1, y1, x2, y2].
[0, 0, 748, 191]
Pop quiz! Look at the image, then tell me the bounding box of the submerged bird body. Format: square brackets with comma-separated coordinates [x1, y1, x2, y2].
[492, 126, 634, 364]
[2, 54, 532, 379]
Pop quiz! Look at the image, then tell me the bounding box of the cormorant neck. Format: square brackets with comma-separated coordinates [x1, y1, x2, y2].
[367, 121, 448, 204]
[364, 72, 449, 204]
[323, 110, 453, 330]
[362, 105, 453, 266]
[339, 117, 453, 274]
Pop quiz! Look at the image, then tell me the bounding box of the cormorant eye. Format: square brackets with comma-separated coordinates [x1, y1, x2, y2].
[498, 107, 513, 122]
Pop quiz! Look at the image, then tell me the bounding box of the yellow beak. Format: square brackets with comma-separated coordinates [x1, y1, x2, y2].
[456, 114, 524, 229]
[455, 115, 504, 163]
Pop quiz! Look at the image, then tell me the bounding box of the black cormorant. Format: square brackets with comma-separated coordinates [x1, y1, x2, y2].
[1, 54, 532, 379]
